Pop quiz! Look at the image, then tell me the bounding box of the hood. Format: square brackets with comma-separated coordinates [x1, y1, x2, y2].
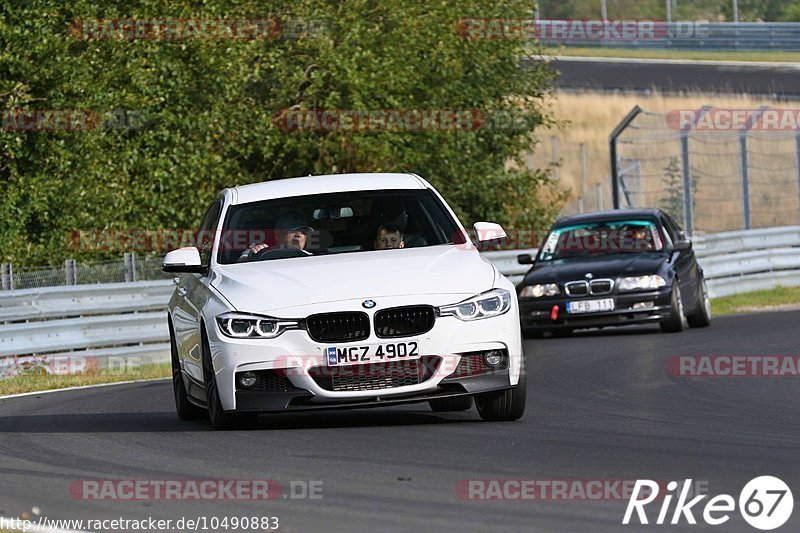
[522, 252, 668, 285]
[212, 245, 496, 313]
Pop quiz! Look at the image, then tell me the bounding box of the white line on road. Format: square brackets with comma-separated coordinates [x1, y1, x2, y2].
[0, 377, 170, 401]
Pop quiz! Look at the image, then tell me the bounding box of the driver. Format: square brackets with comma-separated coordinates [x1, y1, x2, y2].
[238, 212, 314, 262]
[621, 224, 652, 251]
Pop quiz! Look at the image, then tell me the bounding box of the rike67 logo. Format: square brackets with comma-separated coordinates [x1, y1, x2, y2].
[623, 476, 793, 530]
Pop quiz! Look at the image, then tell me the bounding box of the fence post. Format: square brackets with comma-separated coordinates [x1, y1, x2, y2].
[124, 252, 137, 282]
[737, 106, 768, 230]
[608, 106, 642, 209]
[550, 136, 559, 181]
[680, 131, 694, 235]
[739, 132, 751, 230]
[579, 143, 587, 214]
[795, 132, 800, 225]
[678, 105, 713, 236]
[65, 259, 77, 285]
[1, 263, 12, 290]
[596, 184, 604, 211]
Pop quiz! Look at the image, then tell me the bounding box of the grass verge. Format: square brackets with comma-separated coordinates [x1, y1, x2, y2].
[0, 362, 171, 397]
[711, 286, 800, 316]
[543, 46, 800, 63]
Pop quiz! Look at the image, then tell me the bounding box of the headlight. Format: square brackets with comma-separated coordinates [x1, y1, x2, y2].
[618, 275, 667, 291]
[439, 289, 511, 321]
[215, 312, 300, 339]
[519, 283, 559, 298]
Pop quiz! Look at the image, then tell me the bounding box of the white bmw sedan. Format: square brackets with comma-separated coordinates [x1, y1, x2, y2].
[163, 173, 525, 429]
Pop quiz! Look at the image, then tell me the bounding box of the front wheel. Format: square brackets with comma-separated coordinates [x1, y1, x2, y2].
[201, 328, 240, 430]
[475, 358, 527, 421]
[660, 284, 688, 333]
[171, 322, 204, 421]
[686, 278, 712, 328]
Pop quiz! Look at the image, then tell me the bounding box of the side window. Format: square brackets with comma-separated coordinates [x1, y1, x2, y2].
[660, 214, 682, 247]
[197, 200, 222, 267]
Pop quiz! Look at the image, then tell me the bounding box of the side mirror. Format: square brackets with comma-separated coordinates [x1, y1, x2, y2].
[673, 239, 692, 251]
[473, 222, 507, 247]
[517, 253, 534, 265]
[162, 247, 206, 273]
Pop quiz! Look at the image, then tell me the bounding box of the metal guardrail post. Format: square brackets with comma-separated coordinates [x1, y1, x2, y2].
[65, 259, 77, 285]
[1, 263, 12, 290]
[124, 252, 137, 282]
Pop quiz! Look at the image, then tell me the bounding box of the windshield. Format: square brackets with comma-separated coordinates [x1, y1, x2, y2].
[217, 188, 465, 264]
[537, 219, 664, 261]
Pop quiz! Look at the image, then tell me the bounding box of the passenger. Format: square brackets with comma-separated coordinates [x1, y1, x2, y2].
[374, 223, 405, 250]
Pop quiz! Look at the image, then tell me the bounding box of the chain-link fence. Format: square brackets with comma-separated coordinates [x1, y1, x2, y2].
[526, 136, 613, 218]
[610, 106, 800, 234]
[1, 254, 171, 290]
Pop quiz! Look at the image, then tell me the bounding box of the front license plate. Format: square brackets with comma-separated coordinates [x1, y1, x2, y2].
[566, 298, 615, 314]
[324, 341, 420, 367]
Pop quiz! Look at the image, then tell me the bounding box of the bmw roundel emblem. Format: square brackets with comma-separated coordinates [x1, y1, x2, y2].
[362, 300, 376, 309]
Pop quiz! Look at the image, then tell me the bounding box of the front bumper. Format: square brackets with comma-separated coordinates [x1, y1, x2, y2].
[202, 293, 523, 412]
[518, 287, 672, 330]
[234, 368, 513, 413]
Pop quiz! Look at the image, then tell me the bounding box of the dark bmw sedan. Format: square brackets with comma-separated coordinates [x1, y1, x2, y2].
[516, 209, 711, 337]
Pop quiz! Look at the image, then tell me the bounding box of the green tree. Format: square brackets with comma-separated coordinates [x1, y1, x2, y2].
[660, 156, 684, 221]
[0, 0, 563, 266]
[660, 155, 698, 222]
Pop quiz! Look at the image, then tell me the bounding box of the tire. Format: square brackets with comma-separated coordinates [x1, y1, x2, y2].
[660, 284, 688, 333]
[170, 322, 204, 421]
[201, 327, 240, 430]
[475, 358, 527, 421]
[686, 278, 712, 328]
[429, 396, 474, 412]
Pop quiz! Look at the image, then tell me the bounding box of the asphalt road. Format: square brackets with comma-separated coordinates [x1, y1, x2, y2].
[1, 310, 799, 533]
[547, 57, 800, 98]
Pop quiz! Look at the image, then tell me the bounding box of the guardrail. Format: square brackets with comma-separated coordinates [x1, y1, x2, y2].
[0, 227, 798, 370]
[694, 225, 800, 297]
[0, 281, 174, 376]
[537, 21, 800, 52]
